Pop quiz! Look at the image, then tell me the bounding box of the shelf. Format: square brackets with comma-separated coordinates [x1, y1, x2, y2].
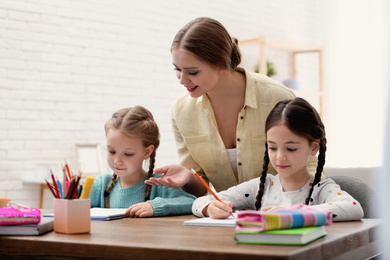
[239, 36, 325, 118]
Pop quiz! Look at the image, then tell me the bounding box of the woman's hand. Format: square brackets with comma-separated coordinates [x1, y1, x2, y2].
[145, 165, 192, 188]
[204, 200, 233, 219]
[125, 202, 154, 218]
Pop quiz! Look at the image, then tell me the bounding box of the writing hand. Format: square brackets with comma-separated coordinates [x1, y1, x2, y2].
[205, 200, 233, 219]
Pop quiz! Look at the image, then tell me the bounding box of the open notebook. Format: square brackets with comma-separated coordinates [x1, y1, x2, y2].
[89, 208, 128, 220]
[183, 214, 237, 227]
[44, 208, 128, 221]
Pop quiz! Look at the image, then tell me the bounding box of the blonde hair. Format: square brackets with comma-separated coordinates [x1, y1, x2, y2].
[103, 106, 160, 208]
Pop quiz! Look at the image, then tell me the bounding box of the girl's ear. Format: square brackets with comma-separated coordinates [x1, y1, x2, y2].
[143, 144, 155, 159]
[311, 139, 320, 156]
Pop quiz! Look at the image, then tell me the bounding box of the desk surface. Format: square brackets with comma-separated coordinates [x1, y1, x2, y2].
[0, 215, 382, 260]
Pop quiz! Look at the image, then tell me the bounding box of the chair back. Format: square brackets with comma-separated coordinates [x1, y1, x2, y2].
[330, 175, 378, 218]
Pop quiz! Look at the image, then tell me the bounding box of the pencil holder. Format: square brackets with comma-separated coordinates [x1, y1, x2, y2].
[53, 198, 91, 234]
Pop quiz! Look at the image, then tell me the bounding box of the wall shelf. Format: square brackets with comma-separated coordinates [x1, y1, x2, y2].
[239, 36, 325, 118]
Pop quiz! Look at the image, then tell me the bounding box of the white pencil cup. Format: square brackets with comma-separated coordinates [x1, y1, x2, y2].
[53, 198, 91, 234]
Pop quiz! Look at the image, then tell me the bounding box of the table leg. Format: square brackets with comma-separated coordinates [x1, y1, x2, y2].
[39, 183, 46, 209]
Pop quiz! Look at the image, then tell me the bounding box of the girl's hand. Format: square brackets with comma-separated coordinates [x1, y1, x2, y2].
[260, 205, 284, 212]
[204, 200, 233, 219]
[145, 165, 192, 188]
[125, 202, 154, 218]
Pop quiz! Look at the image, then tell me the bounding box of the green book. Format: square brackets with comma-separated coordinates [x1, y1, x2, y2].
[234, 225, 327, 245]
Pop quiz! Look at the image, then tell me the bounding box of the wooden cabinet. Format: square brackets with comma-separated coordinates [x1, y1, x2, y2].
[239, 36, 324, 118]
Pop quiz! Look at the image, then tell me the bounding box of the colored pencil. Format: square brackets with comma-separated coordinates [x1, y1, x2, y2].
[64, 160, 72, 180]
[50, 170, 60, 198]
[191, 168, 233, 217]
[44, 178, 59, 198]
[56, 179, 63, 198]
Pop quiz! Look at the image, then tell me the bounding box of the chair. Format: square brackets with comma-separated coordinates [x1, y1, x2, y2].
[330, 175, 379, 218]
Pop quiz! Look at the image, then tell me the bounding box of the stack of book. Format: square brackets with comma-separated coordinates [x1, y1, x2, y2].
[0, 203, 53, 236]
[234, 204, 332, 245]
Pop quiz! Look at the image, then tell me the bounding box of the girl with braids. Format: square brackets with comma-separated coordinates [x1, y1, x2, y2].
[89, 106, 195, 218]
[146, 17, 318, 197]
[191, 98, 364, 221]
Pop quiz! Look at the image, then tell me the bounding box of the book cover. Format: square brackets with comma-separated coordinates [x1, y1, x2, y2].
[0, 206, 41, 225]
[234, 225, 327, 245]
[236, 204, 332, 232]
[0, 217, 53, 236]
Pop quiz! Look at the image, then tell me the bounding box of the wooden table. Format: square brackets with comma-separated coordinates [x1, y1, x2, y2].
[0, 215, 382, 260]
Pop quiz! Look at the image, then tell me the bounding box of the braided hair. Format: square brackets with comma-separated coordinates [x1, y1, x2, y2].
[255, 97, 326, 210]
[103, 106, 160, 208]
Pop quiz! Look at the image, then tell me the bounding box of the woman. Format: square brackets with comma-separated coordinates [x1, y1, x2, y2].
[146, 17, 317, 197]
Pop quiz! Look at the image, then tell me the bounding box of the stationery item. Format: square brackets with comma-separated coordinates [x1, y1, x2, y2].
[51, 170, 60, 198]
[80, 176, 95, 199]
[53, 198, 90, 234]
[0, 217, 53, 236]
[76, 184, 83, 199]
[191, 168, 233, 216]
[56, 180, 63, 198]
[191, 169, 221, 202]
[183, 214, 237, 227]
[44, 208, 128, 221]
[236, 204, 332, 232]
[65, 176, 76, 199]
[90, 208, 129, 220]
[64, 160, 72, 180]
[0, 204, 41, 225]
[234, 225, 327, 245]
[72, 173, 82, 199]
[0, 197, 11, 208]
[44, 178, 59, 199]
[66, 181, 70, 194]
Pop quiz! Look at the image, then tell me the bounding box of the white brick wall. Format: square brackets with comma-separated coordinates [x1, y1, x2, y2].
[0, 0, 329, 208]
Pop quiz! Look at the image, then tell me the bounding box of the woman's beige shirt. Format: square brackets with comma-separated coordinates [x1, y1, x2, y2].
[171, 68, 317, 192]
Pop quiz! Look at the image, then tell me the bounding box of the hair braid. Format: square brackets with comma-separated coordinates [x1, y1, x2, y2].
[305, 137, 327, 205]
[264, 97, 327, 207]
[144, 149, 157, 201]
[104, 173, 117, 208]
[105, 105, 160, 205]
[255, 143, 270, 210]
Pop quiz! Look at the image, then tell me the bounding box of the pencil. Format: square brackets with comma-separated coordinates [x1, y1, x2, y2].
[191, 169, 222, 202]
[190, 169, 234, 217]
[72, 172, 81, 199]
[56, 179, 63, 198]
[65, 176, 76, 200]
[44, 178, 58, 198]
[64, 160, 72, 180]
[50, 170, 60, 198]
